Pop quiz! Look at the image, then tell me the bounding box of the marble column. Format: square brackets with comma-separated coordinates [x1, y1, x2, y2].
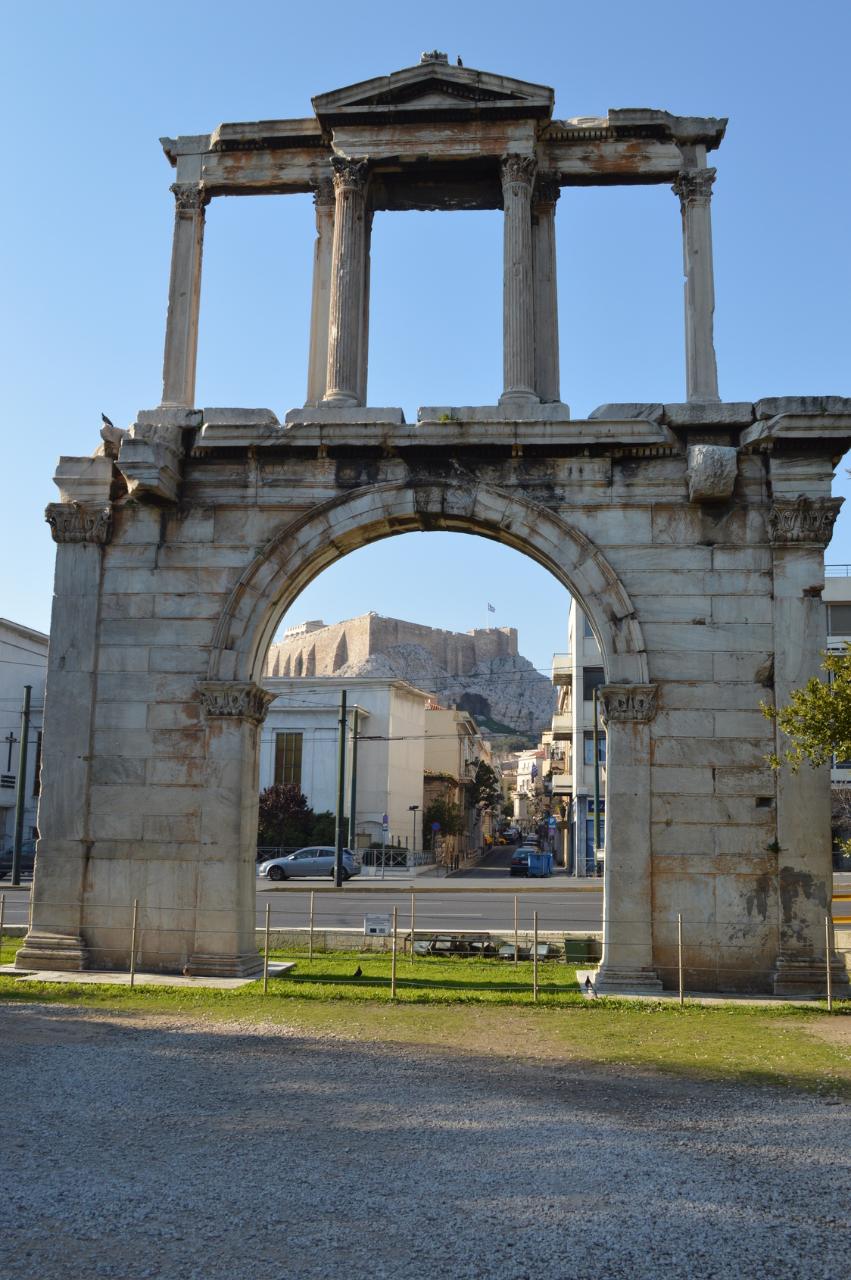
[357, 209, 374, 407]
[323, 157, 369, 408]
[594, 683, 663, 993]
[187, 681, 276, 977]
[769, 495, 850, 996]
[672, 168, 719, 403]
[305, 178, 335, 407]
[16, 501, 112, 972]
[531, 174, 561, 403]
[161, 182, 209, 408]
[499, 154, 539, 406]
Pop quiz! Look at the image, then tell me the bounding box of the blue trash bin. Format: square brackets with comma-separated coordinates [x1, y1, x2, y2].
[528, 851, 549, 877]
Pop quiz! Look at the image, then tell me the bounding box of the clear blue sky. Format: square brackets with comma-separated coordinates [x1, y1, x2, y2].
[2, 0, 850, 675]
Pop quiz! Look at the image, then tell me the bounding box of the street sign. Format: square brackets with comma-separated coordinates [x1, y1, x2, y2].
[381, 813, 389, 831]
[548, 816, 558, 828]
[431, 821, 441, 832]
[364, 913, 392, 937]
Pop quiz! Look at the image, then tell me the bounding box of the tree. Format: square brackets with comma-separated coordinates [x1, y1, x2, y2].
[257, 784, 335, 848]
[762, 646, 851, 770]
[469, 759, 502, 811]
[422, 798, 464, 841]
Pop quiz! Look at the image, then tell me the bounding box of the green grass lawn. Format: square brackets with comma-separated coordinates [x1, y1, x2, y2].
[1, 937, 848, 1098]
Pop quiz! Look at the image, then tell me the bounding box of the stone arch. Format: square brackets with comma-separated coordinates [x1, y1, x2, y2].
[207, 479, 649, 688]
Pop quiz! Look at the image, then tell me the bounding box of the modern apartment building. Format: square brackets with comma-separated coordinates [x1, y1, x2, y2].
[0, 618, 47, 854]
[824, 569, 851, 786]
[549, 601, 606, 875]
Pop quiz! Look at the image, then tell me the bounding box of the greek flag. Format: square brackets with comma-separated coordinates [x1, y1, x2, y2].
[487, 602, 495, 612]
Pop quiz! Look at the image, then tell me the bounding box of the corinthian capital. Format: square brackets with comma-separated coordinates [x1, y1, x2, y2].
[768, 496, 843, 546]
[532, 173, 561, 207]
[45, 502, 112, 545]
[170, 183, 210, 214]
[501, 154, 537, 192]
[330, 156, 369, 193]
[672, 168, 716, 207]
[599, 683, 659, 725]
[198, 681, 276, 725]
[313, 176, 336, 210]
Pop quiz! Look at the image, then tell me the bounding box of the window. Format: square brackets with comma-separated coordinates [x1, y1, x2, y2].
[274, 732, 303, 787]
[828, 604, 851, 636]
[583, 667, 605, 700]
[583, 732, 607, 766]
[583, 614, 595, 638]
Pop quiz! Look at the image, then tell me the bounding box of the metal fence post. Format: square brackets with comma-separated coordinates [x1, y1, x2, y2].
[129, 899, 138, 988]
[514, 894, 518, 967]
[533, 909, 539, 1002]
[0, 891, 5, 963]
[825, 914, 833, 1013]
[677, 912, 684, 1007]
[391, 905, 398, 1000]
[410, 891, 415, 964]
[263, 901, 271, 994]
[308, 890, 315, 964]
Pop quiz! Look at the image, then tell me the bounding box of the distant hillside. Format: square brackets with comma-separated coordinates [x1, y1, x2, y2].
[267, 615, 555, 737]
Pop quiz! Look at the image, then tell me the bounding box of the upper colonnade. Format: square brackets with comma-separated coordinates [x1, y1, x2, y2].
[159, 52, 727, 416]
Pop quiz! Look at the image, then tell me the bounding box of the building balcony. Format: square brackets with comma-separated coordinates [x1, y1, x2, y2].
[551, 712, 572, 739]
[551, 653, 571, 686]
[550, 770, 572, 795]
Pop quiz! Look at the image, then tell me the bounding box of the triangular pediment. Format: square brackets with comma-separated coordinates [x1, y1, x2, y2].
[313, 61, 553, 125]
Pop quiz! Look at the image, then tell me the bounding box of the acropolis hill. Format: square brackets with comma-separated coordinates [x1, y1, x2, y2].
[265, 613, 555, 735]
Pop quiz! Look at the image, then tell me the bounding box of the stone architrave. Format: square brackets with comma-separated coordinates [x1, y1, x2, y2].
[499, 154, 539, 406]
[323, 158, 369, 408]
[531, 174, 561, 403]
[186, 681, 277, 977]
[686, 443, 737, 502]
[15, 496, 112, 973]
[594, 683, 662, 993]
[161, 183, 209, 408]
[305, 178, 335, 407]
[672, 168, 719, 404]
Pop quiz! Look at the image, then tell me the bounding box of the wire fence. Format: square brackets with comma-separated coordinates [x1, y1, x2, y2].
[2, 887, 849, 1007]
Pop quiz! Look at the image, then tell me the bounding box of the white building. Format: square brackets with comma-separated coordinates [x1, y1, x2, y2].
[259, 676, 431, 850]
[0, 619, 48, 853]
[549, 600, 606, 875]
[824, 571, 851, 786]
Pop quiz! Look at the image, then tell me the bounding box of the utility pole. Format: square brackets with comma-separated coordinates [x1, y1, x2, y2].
[408, 804, 419, 863]
[11, 685, 32, 886]
[334, 689, 347, 887]
[592, 685, 601, 873]
[347, 706, 359, 851]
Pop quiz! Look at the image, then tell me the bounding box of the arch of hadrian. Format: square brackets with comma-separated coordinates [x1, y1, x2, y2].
[19, 55, 851, 995]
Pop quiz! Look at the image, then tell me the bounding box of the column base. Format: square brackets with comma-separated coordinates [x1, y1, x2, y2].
[498, 389, 540, 407]
[15, 931, 90, 973]
[772, 954, 850, 999]
[185, 951, 265, 979]
[581, 965, 663, 996]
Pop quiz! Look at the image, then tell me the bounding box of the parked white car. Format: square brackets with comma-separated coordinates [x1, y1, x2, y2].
[257, 847, 361, 881]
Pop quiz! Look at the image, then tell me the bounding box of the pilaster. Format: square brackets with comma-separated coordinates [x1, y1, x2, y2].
[161, 183, 209, 408]
[185, 682, 276, 977]
[499, 154, 539, 406]
[305, 178, 335, 407]
[323, 158, 369, 408]
[531, 174, 561, 403]
[16, 483, 113, 973]
[672, 168, 719, 404]
[592, 683, 663, 994]
[768, 485, 849, 996]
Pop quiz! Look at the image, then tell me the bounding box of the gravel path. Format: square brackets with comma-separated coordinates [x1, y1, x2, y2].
[1, 1005, 848, 1279]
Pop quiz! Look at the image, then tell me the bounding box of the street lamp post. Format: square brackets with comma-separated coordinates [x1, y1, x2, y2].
[408, 805, 419, 864]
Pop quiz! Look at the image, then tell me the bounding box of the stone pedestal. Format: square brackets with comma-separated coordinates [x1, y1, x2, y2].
[305, 179, 335, 407]
[16, 494, 112, 973]
[323, 158, 369, 408]
[769, 491, 850, 997]
[532, 175, 561, 403]
[161, 183, 209, 408]
[673, 169, 719, 404]
[592, 684, 663, 994]
[499, 154, 539, 407]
